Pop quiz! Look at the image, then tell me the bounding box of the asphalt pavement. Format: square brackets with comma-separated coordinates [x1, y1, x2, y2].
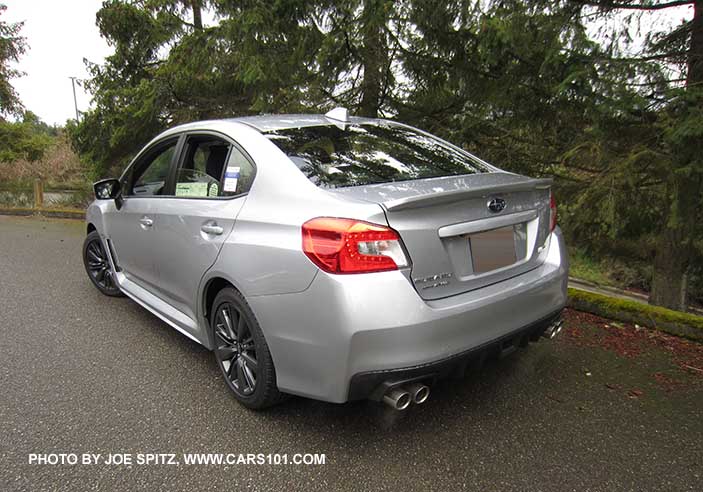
[1, 215, 701, 491]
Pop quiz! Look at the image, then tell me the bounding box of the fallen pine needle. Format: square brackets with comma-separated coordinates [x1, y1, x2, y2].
[682, 364, 703, 374]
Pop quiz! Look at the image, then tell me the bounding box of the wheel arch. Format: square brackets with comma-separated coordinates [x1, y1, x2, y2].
[87, 223, 97, 234]
[201, 275, 245, 349]
[203, 277, 235, 323]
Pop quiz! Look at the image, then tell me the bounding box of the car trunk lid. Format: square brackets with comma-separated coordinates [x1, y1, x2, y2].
[331, 172, 553, 300]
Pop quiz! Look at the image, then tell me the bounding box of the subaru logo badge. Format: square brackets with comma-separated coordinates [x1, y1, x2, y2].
[487, 197, 506, 213]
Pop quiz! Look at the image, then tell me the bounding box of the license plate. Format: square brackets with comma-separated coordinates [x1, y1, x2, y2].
[470, 225, 517, 274]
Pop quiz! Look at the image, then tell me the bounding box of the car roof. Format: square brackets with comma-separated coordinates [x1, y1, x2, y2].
[226, 114, 380, 132]
[142, 111, 390, 153]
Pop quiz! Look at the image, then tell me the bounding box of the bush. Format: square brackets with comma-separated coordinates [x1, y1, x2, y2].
[0, 131, 88, 185]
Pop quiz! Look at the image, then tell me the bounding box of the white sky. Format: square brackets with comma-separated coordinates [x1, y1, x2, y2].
[2, 1, 695, 126]
[4, 0, 112, 125]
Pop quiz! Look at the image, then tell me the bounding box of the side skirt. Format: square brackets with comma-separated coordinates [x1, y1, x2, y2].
[116, 272, 207, 347]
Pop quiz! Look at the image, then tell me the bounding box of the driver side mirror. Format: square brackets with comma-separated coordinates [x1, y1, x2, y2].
[93, 178, 123, 210]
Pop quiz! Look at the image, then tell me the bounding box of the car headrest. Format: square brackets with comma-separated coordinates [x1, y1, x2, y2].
[206, 145, 229, 179]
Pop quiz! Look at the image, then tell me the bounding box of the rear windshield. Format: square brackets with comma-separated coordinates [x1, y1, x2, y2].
[264, 123, 489, 188]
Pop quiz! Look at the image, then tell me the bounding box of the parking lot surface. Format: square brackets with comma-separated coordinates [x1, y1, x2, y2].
[1, 215, 701, 491]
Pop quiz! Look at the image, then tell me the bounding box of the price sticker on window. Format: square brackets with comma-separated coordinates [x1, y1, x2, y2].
[223, 166, 240, 192]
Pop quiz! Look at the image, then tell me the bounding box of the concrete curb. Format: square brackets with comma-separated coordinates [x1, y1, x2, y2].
[568, 288, 703, 342]
[0, 207, 85, 220]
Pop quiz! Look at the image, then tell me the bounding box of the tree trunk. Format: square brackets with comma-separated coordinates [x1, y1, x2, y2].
[358, 0, 388, 117]
[191, 0, 203, 30]
[687, 0, 703, 87]
[649, 0, 703, 310]
[649, 176, 697, 309]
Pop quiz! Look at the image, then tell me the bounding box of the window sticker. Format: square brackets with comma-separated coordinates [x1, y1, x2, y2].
[176, 182, 208, 197]
[223, 166, 240, 192]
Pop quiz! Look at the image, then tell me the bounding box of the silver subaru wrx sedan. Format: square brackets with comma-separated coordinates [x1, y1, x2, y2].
[83, 108, 568, 410]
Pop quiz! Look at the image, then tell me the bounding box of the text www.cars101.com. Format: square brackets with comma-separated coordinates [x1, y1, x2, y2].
[28, 453, 326, 466]
[183, 453, 326, 465]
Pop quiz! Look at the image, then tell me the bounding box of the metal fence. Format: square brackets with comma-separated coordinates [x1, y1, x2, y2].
[0, 180, 90, 217]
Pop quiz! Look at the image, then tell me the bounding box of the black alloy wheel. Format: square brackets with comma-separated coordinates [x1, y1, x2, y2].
[82, 231, 123, 297]
[211, 287, 283, 409]
[214, 301, 258, 396]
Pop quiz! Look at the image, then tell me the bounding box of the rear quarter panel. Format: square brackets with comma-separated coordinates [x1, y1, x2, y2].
[201, 121, 390, 294]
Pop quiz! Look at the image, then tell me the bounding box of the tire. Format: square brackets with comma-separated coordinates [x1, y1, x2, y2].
[211, 287, 284, 410]
[82, 231, 124, 297]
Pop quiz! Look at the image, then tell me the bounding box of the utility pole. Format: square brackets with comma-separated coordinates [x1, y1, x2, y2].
[69, 77, 79, 121]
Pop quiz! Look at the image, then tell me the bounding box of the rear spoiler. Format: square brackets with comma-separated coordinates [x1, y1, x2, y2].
[382, 178, 553, 212]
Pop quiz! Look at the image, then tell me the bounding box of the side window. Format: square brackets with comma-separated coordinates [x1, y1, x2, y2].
[175, 137, 231, 198]
[129, 140, 178, 196]
[222, 146, 255, 196]
[174, 135, 256, 198]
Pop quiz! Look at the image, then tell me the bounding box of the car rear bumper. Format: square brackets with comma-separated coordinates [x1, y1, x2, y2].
[247, 228, 569, 403]
[347, 309, 563, 401]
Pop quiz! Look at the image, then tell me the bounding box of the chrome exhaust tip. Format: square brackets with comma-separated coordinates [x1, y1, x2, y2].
[406, 383, 430, 404]
[382, 388, 412, 410]
[542, 319, 563, 340]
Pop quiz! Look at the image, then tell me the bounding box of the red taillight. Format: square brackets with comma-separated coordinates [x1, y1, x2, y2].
[302, 217, 409, 274]
[549, 191, 557, 232]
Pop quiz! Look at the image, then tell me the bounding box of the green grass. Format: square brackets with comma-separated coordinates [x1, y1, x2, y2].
[568, 288, 703, 341]
[568, 248, 615, 287]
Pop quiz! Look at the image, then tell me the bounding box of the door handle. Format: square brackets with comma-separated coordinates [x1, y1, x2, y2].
[201, 224, 224, 235]
[139, 217, 153, 228]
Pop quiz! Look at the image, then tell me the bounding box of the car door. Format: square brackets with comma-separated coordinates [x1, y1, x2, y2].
[106, 136, 182, 292]
[146, 132, 256, 323]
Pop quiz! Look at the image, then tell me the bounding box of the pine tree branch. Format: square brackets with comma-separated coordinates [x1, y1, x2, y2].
[567, 48, 689, 62]
[572, 0, 694, 11]
[626, 77, 687, 85]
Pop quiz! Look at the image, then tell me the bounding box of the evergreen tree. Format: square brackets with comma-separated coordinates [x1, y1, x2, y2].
[0, 3, 26, 118]
[72, 0, 322, 175]
[574, 0, 703, 309]
[312, 0, 407, 116]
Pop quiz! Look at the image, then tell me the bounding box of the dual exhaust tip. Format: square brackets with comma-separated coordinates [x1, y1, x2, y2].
[542, 318, 563, 340]
[382, 382, 430, 410]
[382, 318, 562, 410]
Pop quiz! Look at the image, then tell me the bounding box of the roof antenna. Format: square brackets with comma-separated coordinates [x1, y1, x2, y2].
[324, 107, 350, 130]
[324, 107, 349, 123]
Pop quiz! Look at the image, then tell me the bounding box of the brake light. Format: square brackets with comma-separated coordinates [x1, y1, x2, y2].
[302, 217, 409, 274]
[549, 191, 557, 232]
